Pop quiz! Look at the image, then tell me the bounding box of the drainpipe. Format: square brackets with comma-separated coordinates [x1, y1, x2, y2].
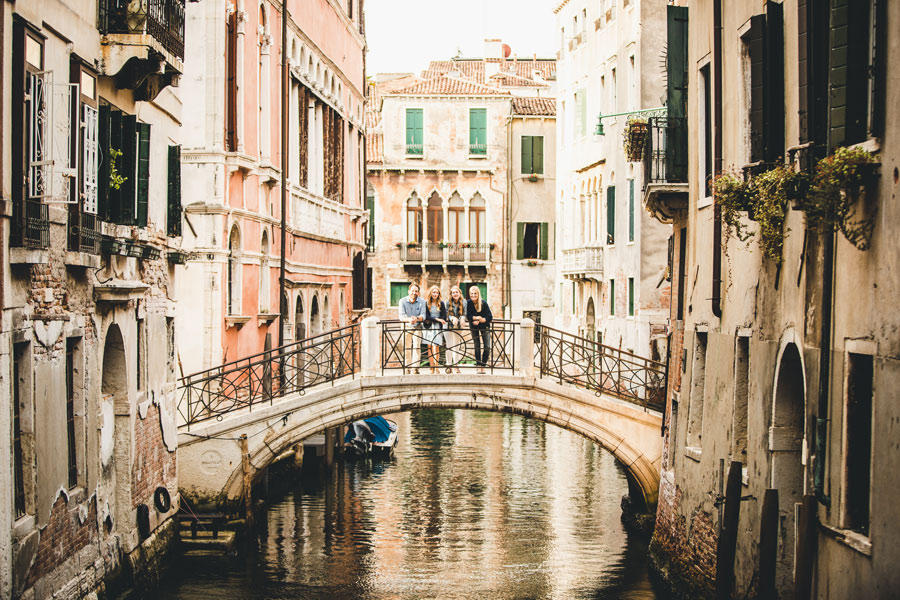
[504, 113, 513, 317]
[711, 0, 723, 318]
[814, 229, 834, 506]
[278, 0, 289, 348]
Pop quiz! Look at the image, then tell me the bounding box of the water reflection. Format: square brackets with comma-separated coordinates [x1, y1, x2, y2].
[162, 409, 659, 599]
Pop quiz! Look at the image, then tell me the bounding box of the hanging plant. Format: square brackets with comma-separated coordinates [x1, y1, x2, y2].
[622, 117, 649, 162]
[109, 148, 126, 190]
[805, 146, 879, 251]
[713, 173, 755, 243]
[751, 165, 794, 265]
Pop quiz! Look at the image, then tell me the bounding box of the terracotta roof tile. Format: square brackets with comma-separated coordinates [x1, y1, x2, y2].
[388, 75, 511, 96]
[511, 97, 557, 116]
[424, 58, 556, 83]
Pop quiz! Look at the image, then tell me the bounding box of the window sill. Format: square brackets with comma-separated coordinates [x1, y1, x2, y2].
[405, 153, 424, 160]
[469, 154, 488, 159]
[257, 312, 279, 325]
[697, 196, 714, 209]
[65, 251, 101, 269]
[9, 247, 49, 265]
[684, 446, 702, 462]
[523, 174, 544, 182]
[225, 315, 251, 328]
[821, 524, 872, 557]
[12, 514, 35, 541]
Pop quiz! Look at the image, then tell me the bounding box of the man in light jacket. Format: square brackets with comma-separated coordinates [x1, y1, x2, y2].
[398, 283, 426, 373]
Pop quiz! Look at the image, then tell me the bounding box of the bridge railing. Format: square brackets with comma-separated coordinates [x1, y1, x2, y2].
[534, 324, 666, 411]
[379, 319, 516, 373]
[178, 324, 360, 427]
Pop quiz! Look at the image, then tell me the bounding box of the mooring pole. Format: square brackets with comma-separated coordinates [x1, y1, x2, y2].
[240, 433, 254, 529]
[715, 461, 743, 599]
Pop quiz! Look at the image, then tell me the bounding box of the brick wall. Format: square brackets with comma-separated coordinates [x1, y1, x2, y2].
[132, 403, 177, 508]
[25, 493, 99, 589]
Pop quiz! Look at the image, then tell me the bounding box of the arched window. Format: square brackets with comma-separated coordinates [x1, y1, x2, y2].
[323, 294, 330, 331]
[426, 192, 443, 261]
[294, 295, 305, 341]
[227, 226, 242, 315]
[469, 193, 486, 244]
[448, 192, 464, 243]
[406, 193, 422, 243]
[310, 295, 320, 336]
[259, 230, 270, 312]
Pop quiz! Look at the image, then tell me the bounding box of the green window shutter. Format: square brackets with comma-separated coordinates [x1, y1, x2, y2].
[628, 179, 635, 242]
[747, 15, 766, 162]
[118, 113, 137, 225]
[469, 108, 486, 154]
[628, 277, 635, 316]
[167, 145, 182, 237]
[765, 1, 785, 163]
[869, 0, 886, 137]
[136, 122, 151, 227]
[406, 109, 423, 154]
[666, 5, 689, 119]
[609, 279, 615, 316]
[521, 136, 533, 174]
[98, 105, 111, 221]
[828, 0, 870, 147]
[516, 222, 525, 260]
[367, 194, 375, 245]
[539, 222, 549, 260]
[390, 282, 408, 306]
[606, 186, 616, 244]
[533, 136, 543, 174]
[798, 0, 809, 142]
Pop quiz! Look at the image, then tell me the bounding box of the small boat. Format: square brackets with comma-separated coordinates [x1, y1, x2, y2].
[344, 416, 398, 458]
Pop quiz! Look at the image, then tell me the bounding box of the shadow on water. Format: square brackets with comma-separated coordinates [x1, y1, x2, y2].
[149, 409, 668, 600]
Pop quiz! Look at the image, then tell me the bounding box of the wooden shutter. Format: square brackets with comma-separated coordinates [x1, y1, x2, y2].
[533, 136, 544, 174]
[98, 104, 110, 220]
[539, 222, 549, 260]
[628, 278, 634, 316]
[666, 5, 689, 119]
[606, 186, 615, 244]
[765, 1, 784, 163]
[469, 108, 486, 153]
[118, 114, 137, 225]
[167, 145, 182, 237]
[406, 108, 422, 152]
[748, 15, 766, 162]
[298, 86, 309, 187]
[798, 0, 809, 142]
[521, 136, 532, 174]
[516, 222, 525, 260]
[868, 0, 886, 137]
[136, 122, 150, 227]
[628, 179, 635, 242]
[609, 279, 615, 316]
[828, 0, 870, 148]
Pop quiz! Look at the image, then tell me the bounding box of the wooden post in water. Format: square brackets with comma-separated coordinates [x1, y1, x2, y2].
[794, 494, 817, 599]
[240, 434, 253, 529]
[715, 461, 743, 599]
[325, 427, 335, 467]
[759, 488, 779, 600]
[293, 443, 304, 469]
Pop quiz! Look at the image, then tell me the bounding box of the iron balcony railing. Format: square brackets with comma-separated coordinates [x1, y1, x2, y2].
[98, 0, 186, 60]
[380, 320, 516, 374]
[178, 324, 360, 427]
[644, 116, 688, 186]
[534, 324, 666, 411]
[399, 243, 491, 265]
[68, 211, 102, 254]
[11, 198, 50, 249]
[406, 143, 423, 156]
[469, 143, 487, 155]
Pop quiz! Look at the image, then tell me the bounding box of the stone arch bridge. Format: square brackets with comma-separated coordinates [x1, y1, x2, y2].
[177, 319, 666, 509]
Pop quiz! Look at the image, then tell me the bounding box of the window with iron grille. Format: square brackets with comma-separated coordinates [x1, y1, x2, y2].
[98, 105, 151, 227]
[68, 59, 101, 253]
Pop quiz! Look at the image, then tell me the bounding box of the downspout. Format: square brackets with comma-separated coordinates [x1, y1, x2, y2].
[711, 0, 723, 318]
[504, 113, 513, 317]
[814, 229, 834, 506]
[278, 0, 289, 348]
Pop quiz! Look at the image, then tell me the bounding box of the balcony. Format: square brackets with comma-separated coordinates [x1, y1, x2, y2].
[399, 243, 491, 266]
[11, 199, 49, 250]
[643, 116, 689, 224]
[98, 0, 184, 100]
[406, 143, 423, 157]
[561, 245, 604, 281]
[68, 211, 102, 255]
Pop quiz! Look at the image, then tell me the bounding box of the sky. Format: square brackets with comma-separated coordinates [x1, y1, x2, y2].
[364, 0, 558, 77]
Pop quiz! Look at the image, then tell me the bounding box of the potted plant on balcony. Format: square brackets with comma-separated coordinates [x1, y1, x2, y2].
[525, 258, 542, 267]
[109, 148, 126, 190]
[406, 241, 420, 248]
[527, 173, 540, 183]
[751, 165, 794, 265]
[714, 172, 756, 243]
[805, 146, 879, 251]
[623, 117, 649, 162]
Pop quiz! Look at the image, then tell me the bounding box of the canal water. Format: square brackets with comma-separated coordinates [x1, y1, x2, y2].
[161, 409, 662, 599]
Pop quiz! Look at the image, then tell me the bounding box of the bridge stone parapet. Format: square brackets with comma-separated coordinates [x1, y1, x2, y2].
[178, 372, 663, 509]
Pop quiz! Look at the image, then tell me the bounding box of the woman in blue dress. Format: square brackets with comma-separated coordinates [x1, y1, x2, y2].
[423, 285, 447, 373]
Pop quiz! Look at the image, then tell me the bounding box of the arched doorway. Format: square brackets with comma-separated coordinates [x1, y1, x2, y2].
[101, 324, 129, 532]
[770, 343, 805, 595]
[294, 295, 306, 341]
[310, 295, 320, 337]
[323, 295, 330, 331]
[586, 297, 596, 341]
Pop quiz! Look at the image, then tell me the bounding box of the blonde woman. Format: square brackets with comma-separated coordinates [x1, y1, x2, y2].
[423, 285, 447, 373]
[466, 285, 493, 373]
[445, 286, 466, 373]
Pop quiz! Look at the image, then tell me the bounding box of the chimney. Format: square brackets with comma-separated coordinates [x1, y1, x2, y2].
[483, 38, 502, 59]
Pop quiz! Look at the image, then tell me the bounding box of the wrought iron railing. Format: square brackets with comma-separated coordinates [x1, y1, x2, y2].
[406, 143, 423, 156]
[741, 161, 777, 182]
[380, 320, 516, 373]
[98, 0, 186, 60]
[534, 324, 666, 411]
[68, 211, 102, 254]
[11, 199, 50, 249]
[178, 324, 360, 427]
[644, 116, 688, 186]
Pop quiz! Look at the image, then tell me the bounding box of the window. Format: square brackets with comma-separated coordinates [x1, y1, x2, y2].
[226, 5, 238, 151]
[628, 277, 635, 316]
[610, 68, 617, 112]
[406, 108, 423, 155]
[575, 89, 587, 138]
[606, 186, 616, 244]
[521, 136, 544, 175]
[390, 282, 410, 307]
[628, 179, 635, 242]
[699, 63, 712, 199]
[66, 338, 79, 489]
[366, 184, 375, 250]
[628, 55, 636, 110]
[67, 59, 101, 254]
[677, 227, 687, 321]
[743, 6, 784, 164]
[732, 336, 750, 464]
[523, 310, 542, 341]
[843, 352, 873, 535]
[347, 0, 353, 19]
[166, 317, 175, 382]
[686, 332, 708, 448]
[609, 279, 615, 316]
[469, 108, 487, 155]
[448, 193, 464, 243]
[517, 222, 549, 260]
[228, 226, 242, 314]
[406, 194, 422, 243]
[426, 192, 443, 243]
[469, 194, 486, 245]
[167, 146, 182, 236]
[98, 107, 151, 226]
[259, 231, 270, 312]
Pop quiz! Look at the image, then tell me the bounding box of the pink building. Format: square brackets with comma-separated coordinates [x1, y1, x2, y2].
[177, 0, 369, 374]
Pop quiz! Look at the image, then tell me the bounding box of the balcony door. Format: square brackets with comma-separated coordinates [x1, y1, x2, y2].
[426, 192, 443, 261]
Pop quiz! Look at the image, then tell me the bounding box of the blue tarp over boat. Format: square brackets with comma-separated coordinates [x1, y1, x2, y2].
[344, 416, 396, 444]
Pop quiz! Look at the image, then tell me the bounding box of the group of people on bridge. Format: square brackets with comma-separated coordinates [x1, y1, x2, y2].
[398, 283, 494, 374]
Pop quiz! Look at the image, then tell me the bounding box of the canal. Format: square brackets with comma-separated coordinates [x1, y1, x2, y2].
[160, 409, 662, 599]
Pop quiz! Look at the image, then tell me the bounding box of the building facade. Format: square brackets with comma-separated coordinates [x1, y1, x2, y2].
[553, 0, 671, 360]
[366, 43, 556, 322]
[177, 0, 368, 377]
[3, 0, 186, 597]
[649, 1, 900, 598]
